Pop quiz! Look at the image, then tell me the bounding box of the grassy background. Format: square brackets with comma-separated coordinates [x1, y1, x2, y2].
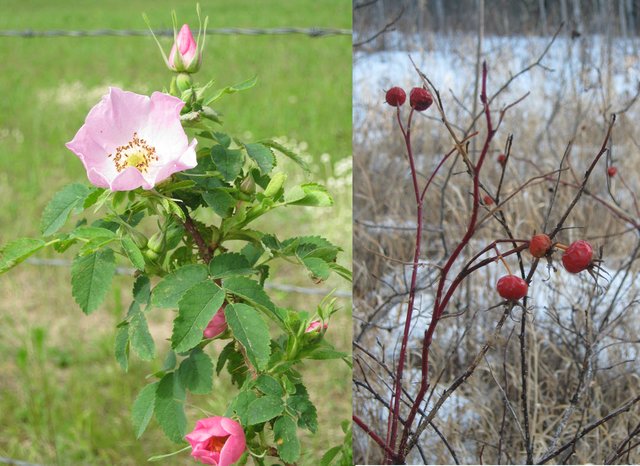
[0, 1, 352, 464]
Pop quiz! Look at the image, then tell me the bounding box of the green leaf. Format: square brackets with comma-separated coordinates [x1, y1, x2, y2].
[178, 349, 213, 395]
[255, 374, 283, 397]
[223, 277, 280, 320]
[261, 139, 310, 173]
[154, 373, 186, 443]
[172, 281, 225, 353]
[328, 262, 352, 282]
[303, 342, 349, 362]
[302, 257, 331, 280]
[246, 395, 284, 425]
[132, 382, 158, 439]
[241, 243, 265, 266]
[209, 253, 253, 279]
[78, 236, 118, 256]
[129, 308, 155, 361]
[150, 264, 209, 309]
[211, 145, 244, 182]
[213, 132, 231, 148]
[216, 341, 236, 375]
[245, 143, 275, 174]
[132, 275, 151, 306]
[70, 226, 117, 240]
[205, 75, 258, 105]
[41, 183, 91, 236]
[122, 236, 145, 270]
[320, 446, 342, 466]
[0, 238, 46, 274]
[273, 416, 301, 463]
[285, 183, 333, 207]
[71, 249, 116, 314]
[202, 189, 236, 218]
[114, 324, 130, 371]
[83, 188, 106, 209]
[288, 395, 318, 433]
[229, 390, 258, 425]
[162, 350, 177, 372]
[224, 303, 271, 371]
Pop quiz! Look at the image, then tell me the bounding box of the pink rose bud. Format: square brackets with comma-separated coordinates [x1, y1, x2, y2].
[305, 320, 328, 333]
[65, 87, 197, 191]
[385, 87, 406, 107]
[409, 87, 433, 111]
[203, 306, 227, 339]
[168, 24, 201, 73]
[186, 416, 246, 466]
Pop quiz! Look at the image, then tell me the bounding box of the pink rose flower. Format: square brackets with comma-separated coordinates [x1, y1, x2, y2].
[169, 24, 201, 73]
[203, 306, 227, 339]
[305, 320, 328, 333]
[66, 87, 197, 191]
[185, 416, 246, 466]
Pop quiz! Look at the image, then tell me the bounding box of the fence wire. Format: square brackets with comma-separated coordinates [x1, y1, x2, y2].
[0, 27, 351, 38]
[25, 258, 351, 298]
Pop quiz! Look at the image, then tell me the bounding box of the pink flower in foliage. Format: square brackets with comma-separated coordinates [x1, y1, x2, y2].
[186, 417, 246, 466]
[169, 24, 201, 72]
[305, 320, 328, 333]
[66, 87, 197, 191]
[203, 306, 227, 339]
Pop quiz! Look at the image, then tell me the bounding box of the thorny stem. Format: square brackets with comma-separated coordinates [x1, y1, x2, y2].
[178, 204, 215, 264]
[386, 105, 421, 462]
[354, 415, 399, 461]
[398, 62, 496, 459]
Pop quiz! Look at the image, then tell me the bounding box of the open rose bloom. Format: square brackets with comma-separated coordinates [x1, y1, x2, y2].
[186, 416, 246, 466]
[66, 87, 197, 191]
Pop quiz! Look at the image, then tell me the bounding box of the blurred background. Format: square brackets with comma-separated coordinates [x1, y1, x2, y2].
[0, 1, 351, 464]
[353, 0, 640, 464]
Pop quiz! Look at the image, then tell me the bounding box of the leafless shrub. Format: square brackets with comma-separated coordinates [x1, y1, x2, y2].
[353, 18, 640, 465]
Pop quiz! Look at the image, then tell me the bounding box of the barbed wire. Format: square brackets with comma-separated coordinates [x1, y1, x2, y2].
[24, 258, 351, 298]
[0, 27, 351, 39]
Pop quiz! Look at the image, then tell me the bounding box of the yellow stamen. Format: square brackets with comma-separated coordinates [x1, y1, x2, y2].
[109, 132, 159, 173]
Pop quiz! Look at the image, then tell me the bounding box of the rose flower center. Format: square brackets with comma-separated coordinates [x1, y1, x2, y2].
[109, 132, 158, 173]
[207, 434, 229, 453]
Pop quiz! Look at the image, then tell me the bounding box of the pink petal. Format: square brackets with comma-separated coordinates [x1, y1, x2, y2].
[220, 417, 245, 438]
[151, 138, 198, 186]
[204, 306, 227, 339]
[218, 431, 246, 466]
[176, 24, 198, 65]
[193, 417, 229, 437]
[190, 444, 219, 465]
[110, 166, 151, 191]
[85, 167, 111, 189]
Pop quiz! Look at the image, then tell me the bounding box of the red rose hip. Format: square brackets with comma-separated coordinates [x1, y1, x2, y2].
[483, 195, 494, 205]
[529, 234, 552, 258]
[409, 87, 433, 111]
[496, 275, 528, 301]
[497, 154, 507, 166]
[608, 166, 617, 177]
[561, 240, 593, 273]
[385, 87, 406, 107]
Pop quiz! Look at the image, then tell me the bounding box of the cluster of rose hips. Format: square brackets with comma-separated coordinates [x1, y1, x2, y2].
[385, 86, 433, 111]
[496, 234, 595, 302]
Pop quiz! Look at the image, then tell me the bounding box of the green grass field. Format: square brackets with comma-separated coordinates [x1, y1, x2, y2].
[0, 1, 352, 464]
